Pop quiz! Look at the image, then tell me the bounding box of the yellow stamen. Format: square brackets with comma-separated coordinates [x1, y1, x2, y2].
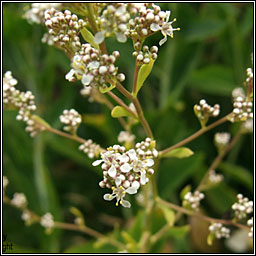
[109, 195, 112, 199]
[120, 201, 123, 205]
[116, 202, 118, 206]
[112, 186, 115, 190]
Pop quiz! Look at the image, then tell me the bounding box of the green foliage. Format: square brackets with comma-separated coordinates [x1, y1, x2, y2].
[161, 147, 194, 159]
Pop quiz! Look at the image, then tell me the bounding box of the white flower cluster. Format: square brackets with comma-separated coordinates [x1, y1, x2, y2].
[118, 131, 136, 145]
[208, 170, 223, 185]
[126, 3, 179, 46]
[94, 4, 131, 44]
[79, 139, 102, 159]
[11, 193, 28, 209]
[93, 142, 157, 208]
[183, 191, 205, 210]
[132, 45, 158, 64]
[230, 96, 253, 123]
[209, 223, 230, 239]
[40, 212, 54, 230]
[3, 71, 40, 137]
[24, 3, 62, 24]
[66, 44, 125, 91]
[44, 9, 85, 52]
[59, 109, 82, 133]
[214, 132, 230, 151]
[194, 99, 220, 126]
[232, 194, 253, 220]
[135, 137, 158, 159]
[247, 217, 253, 238]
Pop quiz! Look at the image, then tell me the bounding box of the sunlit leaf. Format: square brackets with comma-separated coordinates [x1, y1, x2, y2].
[81, 27, 100, 50]
[162, 147, 194, 159]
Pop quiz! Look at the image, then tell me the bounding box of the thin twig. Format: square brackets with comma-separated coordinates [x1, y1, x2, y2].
[159, 113, 231, 157]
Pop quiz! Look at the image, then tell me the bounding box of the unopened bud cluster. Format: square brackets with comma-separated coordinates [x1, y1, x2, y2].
[183, 191, 205, 210]
[94, 4, 131, 44]
[246, 68, 253, 84]
[230, 96, 253, 122]
[214, 132, 230, 152]
[209, 223, 230, 239]
[44, 9, 85, 52]
[208, 170, 223, 185]
[59, 109, 82, 133]
[24, 3, 62, 24]
[40, 212, 54, 230]
[11, 193, 28, 209]
[66, 44, 124, 91]
[79, 139, 102, 159]
[3, 71, 41, 137]
[93, 142, 156, 208]
[132, 44, 158, 64]
[194, 99, 220, 127]
[232, 194, 253, 220]
[135, 137, 158, 160]
[247, 217, 253, 238]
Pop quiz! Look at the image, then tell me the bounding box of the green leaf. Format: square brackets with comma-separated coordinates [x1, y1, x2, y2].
[180, 185, 192, 200]
[81, 27, 99, 50]
[158, 205, 175, 227]
[162, 147, 194, 159]
[111, 106, 135, 118]
[188, 65, 236, 96]
[207, 233, 215, 246]
[135, 58, 155, 96]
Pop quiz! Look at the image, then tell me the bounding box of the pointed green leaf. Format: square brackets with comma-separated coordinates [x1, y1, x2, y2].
[81, 27, 99, 50]
[162, 147, 194, 159]
[159, 205, 176, 227]
[135, 58, 155, 96]
[111, 106, 135, 118]
[180, 185, 192, 200]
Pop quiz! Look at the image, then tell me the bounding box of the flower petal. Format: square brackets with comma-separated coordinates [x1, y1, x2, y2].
[92, 159, 104, 166]
[125, 186, 137, 195]
[121, 199, 131, 208]
[108, 165, 117, 177]
[159, 36, 168, 46]
[165, 11, 171, 22]
[144, 158, 154, 167]
[120, 163, 132, 173]
[115, 32, 127, 43]
[150, 23, 161, 32]
[81, 74, 94, 86]
[127, 149, 137, 161]
[65, 69, 76, 81]
[103, 193, 115, 201]
[94, 31, 105, 44]
[140, 171, 147, 185]
[115, 177, 122, 186]
[117, 154, 129, 163]
[132, 180, 140, 190]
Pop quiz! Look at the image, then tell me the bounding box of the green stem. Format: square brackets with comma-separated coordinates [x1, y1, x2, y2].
[107, 91, 137, 118]
[157, 198, 249, 230]
[196, 131, 242, 191]
[159, 113, 231, 157]
[132, 61, 140, 95]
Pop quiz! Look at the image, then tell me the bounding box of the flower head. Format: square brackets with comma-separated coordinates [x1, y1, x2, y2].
[150, 11, 180, 46]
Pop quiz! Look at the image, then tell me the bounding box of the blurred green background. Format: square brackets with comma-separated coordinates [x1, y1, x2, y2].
[3, 3, 253, 253]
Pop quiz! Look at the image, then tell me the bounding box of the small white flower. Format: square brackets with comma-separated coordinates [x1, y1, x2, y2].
[11, 193, 27, 209]
[103, 185, 137, 208]
[81, 74, 94, 86]
[94, 31, 106, 44]
[150, 11, 180, 46]
[65, 69, 76, 82]
[40, 212, 54, 229]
